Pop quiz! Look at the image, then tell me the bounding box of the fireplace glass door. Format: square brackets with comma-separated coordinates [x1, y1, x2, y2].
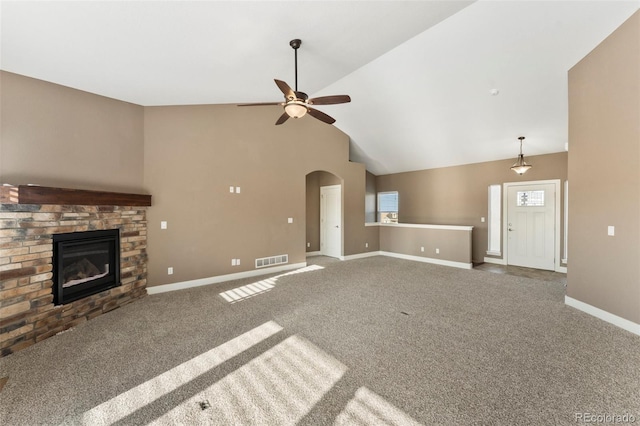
[53, 229, 120, 305]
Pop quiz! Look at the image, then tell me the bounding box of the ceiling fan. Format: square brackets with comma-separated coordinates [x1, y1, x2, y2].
[238, 39, 351, 125]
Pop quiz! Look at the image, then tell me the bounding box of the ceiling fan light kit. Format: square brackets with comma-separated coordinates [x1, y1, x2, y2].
[238, 39, 351, 125]
[284, 101, 308, 119]
[510, 136, 533, 175]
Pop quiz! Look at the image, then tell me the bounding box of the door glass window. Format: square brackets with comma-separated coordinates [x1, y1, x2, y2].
[517, 190, 544, 207]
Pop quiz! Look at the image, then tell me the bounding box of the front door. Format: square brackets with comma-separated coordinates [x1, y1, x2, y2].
[320, 185, 341, 258]
[506, 183, 556, 270]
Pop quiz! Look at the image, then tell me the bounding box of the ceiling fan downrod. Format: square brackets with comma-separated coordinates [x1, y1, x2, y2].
[290, 39, 301, 92]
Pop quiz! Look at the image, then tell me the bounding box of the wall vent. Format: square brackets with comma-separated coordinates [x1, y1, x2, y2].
[255, 254, 288, 269]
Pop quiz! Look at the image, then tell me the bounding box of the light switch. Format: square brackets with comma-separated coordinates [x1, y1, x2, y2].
[288, 218, 293, 223]
[608, 226, 615, 236]
[229, 186, 235, 193]
[161, 221, 167, 229]
[235, 186, 241, 194]
[167, 267, 173, 275]
[481, 217, 485, 223]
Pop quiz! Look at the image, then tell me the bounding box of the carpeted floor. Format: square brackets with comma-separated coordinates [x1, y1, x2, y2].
[0, 256, 638, 425]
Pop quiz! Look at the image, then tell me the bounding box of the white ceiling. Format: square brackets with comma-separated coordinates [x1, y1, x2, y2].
[2, 1, 638, 175]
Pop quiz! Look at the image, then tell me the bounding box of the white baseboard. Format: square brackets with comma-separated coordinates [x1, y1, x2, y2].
[342, 251, 381, 261]
[147, 262, 308, 295]
[379, 251, 472, 270]
[565, 296, 640, 336]
[340, 250, 471, 269]
[483, 256, 507, 265]
[556, 265, 567, 274]
[306, 251, 321, 257]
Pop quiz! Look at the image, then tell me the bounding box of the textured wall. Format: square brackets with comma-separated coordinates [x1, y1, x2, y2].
[376, 152, 568, 264]
[567, 11, 640, 324]
[143, 104, 369, 286]
[0, 72, 145, 192]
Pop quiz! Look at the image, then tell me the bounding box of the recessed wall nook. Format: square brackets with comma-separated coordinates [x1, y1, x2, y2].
[0, 185, 151, 356]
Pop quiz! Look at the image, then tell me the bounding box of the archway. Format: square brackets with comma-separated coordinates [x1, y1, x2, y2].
[305, 171, 343, 259]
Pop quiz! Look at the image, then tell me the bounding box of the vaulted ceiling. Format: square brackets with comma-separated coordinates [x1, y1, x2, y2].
[2, 1, 638, 175]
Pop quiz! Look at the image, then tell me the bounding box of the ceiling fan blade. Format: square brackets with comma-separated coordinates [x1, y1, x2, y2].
[237, 102, 283, 107]
[308, 95, 351, 105]
[274, 79, 296, 100]
[307, 108, 336, 125]
[275, 112, 290, 125]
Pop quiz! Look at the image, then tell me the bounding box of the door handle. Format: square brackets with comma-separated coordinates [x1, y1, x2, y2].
[335, 225, 339, 228]
[508, 228, 514, 231]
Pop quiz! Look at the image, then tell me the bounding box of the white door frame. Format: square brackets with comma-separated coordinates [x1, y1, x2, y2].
[503, 179, 563, 272]
[320, 184, 343, 259]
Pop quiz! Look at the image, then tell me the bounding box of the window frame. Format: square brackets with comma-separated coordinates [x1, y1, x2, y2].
[377, 191, 399, 223]
[487, 184, 501, 256]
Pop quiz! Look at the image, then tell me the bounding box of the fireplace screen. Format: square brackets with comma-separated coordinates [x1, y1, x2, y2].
[53, 229, 120, 305]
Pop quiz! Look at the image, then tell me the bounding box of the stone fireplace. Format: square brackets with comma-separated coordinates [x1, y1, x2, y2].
[0, 185, 151, 356]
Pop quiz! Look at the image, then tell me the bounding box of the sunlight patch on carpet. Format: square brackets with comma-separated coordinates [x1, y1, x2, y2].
[81, 321, 283, 425]
[219, 264, 324, 303]
[150, 334, 346, 425]
[334, 387, 422, 426]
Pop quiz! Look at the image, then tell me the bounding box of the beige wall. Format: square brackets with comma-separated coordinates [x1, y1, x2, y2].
[379, 225, 472, 265]
[376, 152, 568, 263]
[143, 104, 369, 286]
[0, 71, 144, 192]
[0, 71, 371, 287]
[568, 11, 640, 324]
[306, 171, 341, 252]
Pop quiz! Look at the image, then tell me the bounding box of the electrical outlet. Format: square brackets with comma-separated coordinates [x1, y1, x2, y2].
[608, 226, 615, 236]
[231, 259, 237, 266]
[168, 267, 173, 275]
[365, 243, 369, 248]
[236, 187, 241, 194]
[481, 217, 485, 223]
[288, 218, 293, 223]
[436, 248, 440, 254]
[420, 247, 424, 252]
[307, 242, 310, 248]
[161, 221, 167, 229]
[236, 258, 240, 266]
[229, 186, 235, 193]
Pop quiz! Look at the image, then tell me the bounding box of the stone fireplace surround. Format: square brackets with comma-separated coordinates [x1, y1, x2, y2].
[0, 186, 151, 356]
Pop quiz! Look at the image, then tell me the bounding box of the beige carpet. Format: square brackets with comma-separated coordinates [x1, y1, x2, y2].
[0, 256, 638, 425]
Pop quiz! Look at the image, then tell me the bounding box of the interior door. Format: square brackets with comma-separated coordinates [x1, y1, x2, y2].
[320, 185, 342, 258]
[507, 183, 556, 270]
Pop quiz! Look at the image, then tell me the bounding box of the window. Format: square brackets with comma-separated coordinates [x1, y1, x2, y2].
[487, 185, 501, 255]
[378, 191, 398, 223]
[563, 180, 568, 263]
[516, 190, 545, 207]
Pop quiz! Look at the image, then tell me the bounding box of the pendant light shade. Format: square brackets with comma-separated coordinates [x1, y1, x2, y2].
[510, 136, 532, 175]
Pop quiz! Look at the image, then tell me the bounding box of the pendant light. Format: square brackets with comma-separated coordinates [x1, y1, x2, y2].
[510, 136, 532, 175]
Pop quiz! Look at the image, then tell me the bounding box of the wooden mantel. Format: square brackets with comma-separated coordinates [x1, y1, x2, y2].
[0, 185, 151, 206]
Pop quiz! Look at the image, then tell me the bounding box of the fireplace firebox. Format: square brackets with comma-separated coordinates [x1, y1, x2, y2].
[52, 229, 121, 305]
